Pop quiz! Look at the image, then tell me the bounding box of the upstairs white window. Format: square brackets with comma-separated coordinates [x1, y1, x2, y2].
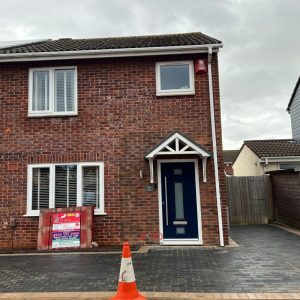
[156, 61, 195, 96]
[29, 67, 77, 116]
[26, 162, 104, 216]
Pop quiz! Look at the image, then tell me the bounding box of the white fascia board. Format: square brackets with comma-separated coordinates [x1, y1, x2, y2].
[0, 43, 222, 62]
[260, 156, 300, 163]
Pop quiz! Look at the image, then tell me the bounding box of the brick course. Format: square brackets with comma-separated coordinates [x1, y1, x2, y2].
[0, 53, 228, 249]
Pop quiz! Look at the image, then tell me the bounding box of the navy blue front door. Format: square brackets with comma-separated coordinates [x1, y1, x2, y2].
[161, 162, 199, 240]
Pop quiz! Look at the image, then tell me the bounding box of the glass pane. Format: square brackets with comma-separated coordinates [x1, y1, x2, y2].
[279, 163, 300, 170]
[82, 166, 99, 208]
[174, 182, 184, 219]
[55, 165, 77, 208]
[176, 227, 185, 234]
[32, 168, 50, 210]
[160, 64, 190, 90]
[32, 71, 49, 111]
[174, 169, 182, 175]
[54, 69, 75, 112]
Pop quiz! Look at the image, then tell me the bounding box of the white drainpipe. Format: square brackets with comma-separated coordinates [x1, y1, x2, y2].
[207, 47, 224, 247]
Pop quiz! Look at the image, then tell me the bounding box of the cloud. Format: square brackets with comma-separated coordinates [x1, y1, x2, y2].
[0, 0, 298, 149]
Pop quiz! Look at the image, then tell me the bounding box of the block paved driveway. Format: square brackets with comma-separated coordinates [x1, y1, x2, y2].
[0, 225, 299, 293]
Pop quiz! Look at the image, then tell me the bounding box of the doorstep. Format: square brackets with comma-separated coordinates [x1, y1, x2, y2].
[148, 237, 239, 250]
[0, 292, 299, 300]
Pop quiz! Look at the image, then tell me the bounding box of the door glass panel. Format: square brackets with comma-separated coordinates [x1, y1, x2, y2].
[176, 227, 185, 234]
[174, 182, 184, 219]
[174, 168, 182, 175]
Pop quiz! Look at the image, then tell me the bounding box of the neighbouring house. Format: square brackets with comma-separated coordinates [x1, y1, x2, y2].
[0, 32, 228, 250]
[233, 139, 300, 176]
[223, 150, 239, 175]
[287, 76, 300, 140]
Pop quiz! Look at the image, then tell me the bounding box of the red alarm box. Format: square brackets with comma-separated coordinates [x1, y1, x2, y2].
[194, 59, 207, 74]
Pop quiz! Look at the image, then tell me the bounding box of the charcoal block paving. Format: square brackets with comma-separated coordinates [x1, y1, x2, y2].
[0, 225, 299, 293]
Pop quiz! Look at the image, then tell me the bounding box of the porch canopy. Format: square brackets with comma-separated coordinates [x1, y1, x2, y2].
[145, 132, 211, 183]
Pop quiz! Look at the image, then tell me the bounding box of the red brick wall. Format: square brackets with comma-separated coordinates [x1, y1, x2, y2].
[0, 53, 228, 249]
[270, 171, 300, 229]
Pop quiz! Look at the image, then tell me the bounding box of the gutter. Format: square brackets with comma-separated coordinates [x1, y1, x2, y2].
[0, 43, 222, 62]
[207, 46, 224, 247]
[260, 156, 300, 163]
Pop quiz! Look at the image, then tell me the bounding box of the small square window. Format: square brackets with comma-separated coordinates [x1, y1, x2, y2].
[29, 67, 77, 117]
[156, 61, 195, 96]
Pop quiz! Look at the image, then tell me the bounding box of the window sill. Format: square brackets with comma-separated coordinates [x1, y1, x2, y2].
[24, 210, 107, 217]
[23, 212, 40, 217]
[94, 210, 107, 216]
[28, 112, 78, 118]
[156, 90, 195, 97]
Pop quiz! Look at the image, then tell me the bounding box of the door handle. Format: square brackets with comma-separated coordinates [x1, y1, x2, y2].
[164, 176, 169, 226]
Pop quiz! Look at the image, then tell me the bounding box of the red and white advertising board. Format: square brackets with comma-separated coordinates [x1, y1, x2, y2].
[51, 212, 81, 249]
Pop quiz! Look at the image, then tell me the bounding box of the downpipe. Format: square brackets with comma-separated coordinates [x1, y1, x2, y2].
[207, 47, 224, 247]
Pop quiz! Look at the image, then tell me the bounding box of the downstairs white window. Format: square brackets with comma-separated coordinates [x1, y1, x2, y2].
[26, 163, 104, 216]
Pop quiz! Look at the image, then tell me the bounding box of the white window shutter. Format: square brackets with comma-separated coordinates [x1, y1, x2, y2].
[54, 69, 75, 112]
[32, 168, 50, 210]
[82, 166, 100, 208]
[32, 71, 49, 111]
[55, 165, 77, 208]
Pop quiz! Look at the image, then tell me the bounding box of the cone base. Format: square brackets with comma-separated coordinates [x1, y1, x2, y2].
[110, 292, 147, 300]
[110, 282, 147, 300]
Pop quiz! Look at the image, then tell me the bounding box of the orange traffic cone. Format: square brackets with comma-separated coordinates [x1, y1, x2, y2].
[110, 242, 147, 300]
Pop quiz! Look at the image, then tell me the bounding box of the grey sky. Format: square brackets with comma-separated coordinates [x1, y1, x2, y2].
[0, 0, 298, 149]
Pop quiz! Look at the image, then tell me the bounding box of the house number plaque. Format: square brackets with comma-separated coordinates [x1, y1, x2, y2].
[145, 184, 155, 192]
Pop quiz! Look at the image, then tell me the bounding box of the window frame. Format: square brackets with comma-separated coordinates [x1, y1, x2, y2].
[28, 66, 78, 117]
[155, 61, 195, 96]
[26, 162, 105, 216]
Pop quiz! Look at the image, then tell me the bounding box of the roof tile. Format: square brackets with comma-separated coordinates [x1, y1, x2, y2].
[0, 32, 221, 55]
[223, 150, 239, 163]
[244, 139, 300, 157]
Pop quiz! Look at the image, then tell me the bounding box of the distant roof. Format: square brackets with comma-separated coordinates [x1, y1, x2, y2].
[0, 32, 221, 55]
[244, 139, 300, 157]
[223, 150, 239, 163]
[287, 76, 300, 112]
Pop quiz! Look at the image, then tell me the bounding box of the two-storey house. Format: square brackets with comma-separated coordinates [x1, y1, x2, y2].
[0, 32, 228, 249]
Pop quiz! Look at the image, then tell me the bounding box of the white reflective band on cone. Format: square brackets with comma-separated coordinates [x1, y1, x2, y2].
[118, 257, 136, 283]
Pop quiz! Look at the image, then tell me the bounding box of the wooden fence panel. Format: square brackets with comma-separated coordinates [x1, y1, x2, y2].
[270, 171, 300, 229]
[226, 175, 273, 224]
